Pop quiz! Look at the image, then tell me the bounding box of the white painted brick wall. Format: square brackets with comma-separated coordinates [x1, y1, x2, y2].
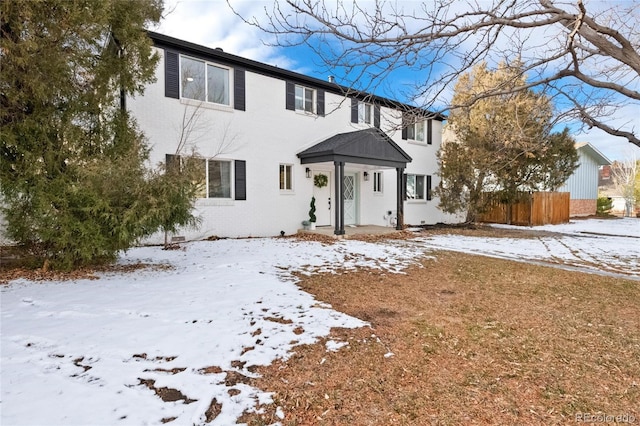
[127, 48, 460, 243]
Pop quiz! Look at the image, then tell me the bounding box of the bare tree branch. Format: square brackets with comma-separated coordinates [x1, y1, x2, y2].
[229, 0, 640, 147]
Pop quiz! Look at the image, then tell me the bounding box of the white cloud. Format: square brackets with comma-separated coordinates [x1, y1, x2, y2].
[157, 0, 296, 68]
[154, 0, 640, 156]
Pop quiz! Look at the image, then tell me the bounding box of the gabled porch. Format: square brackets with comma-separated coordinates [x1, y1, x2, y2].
[297, 128, 412, 236]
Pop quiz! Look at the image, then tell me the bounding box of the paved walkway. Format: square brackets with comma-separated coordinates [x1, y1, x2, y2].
[299, 224, 403, 238]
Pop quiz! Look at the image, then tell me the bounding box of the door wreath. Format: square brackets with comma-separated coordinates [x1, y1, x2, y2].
[313, 173, 328, 188]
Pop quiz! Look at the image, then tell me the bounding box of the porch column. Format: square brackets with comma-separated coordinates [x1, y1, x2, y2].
[396, 167, 404, 230]
[334, 161, 345, 235]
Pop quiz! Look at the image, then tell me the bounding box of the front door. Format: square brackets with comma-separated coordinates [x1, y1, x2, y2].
[312, 171, 332, 226]
[343, 173, 357, 225]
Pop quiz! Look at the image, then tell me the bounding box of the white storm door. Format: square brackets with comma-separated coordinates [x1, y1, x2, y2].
[313, 172, 332, 226]
[343, 173, 357, 225]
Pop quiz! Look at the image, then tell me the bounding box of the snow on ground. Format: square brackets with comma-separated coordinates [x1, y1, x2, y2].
[415, 217, 640, 280]
[493, 216, 640, 238]
[1, 219, 638, 426]
[1, 238, 427, 426]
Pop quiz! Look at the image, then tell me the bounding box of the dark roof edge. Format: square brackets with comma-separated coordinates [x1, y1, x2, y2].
[147, 31, 445, 121]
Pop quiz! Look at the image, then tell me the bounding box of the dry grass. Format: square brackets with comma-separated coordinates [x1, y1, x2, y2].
[240, 252, 640, 425]
[0, 245, 173, 284]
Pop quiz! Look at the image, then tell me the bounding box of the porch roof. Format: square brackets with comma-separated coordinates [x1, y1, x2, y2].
[297, 128, 412, 168]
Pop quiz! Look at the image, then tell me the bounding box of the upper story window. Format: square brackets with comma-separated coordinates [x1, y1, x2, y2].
[402, 114, 433, 144]
[351, 98, 380, 127]
[358, 102, 372, 124]
[406, 119, 425, 142]
[286, 81, 324, 116]
[295, 85, 315, 113]
[181, 55, 230, 106]
[165, 51, 245, 111]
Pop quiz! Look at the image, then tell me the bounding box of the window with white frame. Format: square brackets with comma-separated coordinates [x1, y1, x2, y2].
[406, 174, 425, 200]
[407, 119, 425, 142]
[181, 55, 230, 106]
[208, 160, 232, 197]
[188, 158, 232, 198]
[279, 164, 293, 191]
[295, 85, 315, 113]
[373, 172, 383, 193]
[358, 102, 372, 124]
[167, 154, 244, 200]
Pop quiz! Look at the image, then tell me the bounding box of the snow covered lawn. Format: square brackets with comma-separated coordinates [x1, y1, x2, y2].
[1, 238, 426, 426]
[1, 218, 637, 425]
[415, 217, 640, 280]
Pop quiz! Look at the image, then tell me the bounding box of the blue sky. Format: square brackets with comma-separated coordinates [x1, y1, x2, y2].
[156, 0, 640, 162]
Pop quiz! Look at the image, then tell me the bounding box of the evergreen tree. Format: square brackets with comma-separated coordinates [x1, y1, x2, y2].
[436, 62, 578, 223]
[1, 0, 198, 269]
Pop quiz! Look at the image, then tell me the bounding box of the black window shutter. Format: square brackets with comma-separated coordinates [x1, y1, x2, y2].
[351, 98, 358, 123]
[401, 113, 408, 140]
[166, 154, 180, 172]
[316, 89, 325, 116]
[285, 81, 295, 110]
[165, 51, 180, 99]
[234, 160, 246, 200]
[426, 175, 432, 200]
[427, 119, 433, 145]
[374, 105, 381, 128]
[234, 68, 246, 111]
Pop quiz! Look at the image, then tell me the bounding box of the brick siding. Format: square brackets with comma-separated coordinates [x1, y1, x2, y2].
[570, 199, 596, 217]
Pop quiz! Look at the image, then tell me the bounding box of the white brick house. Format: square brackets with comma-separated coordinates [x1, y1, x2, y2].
[128, 32, 459, 242]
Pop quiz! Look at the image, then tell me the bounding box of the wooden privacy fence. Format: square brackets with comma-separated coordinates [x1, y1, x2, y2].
[478, 192, 570, 226]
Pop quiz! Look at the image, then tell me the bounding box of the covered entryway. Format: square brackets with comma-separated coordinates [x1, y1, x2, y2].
[298, 128, 412, 235]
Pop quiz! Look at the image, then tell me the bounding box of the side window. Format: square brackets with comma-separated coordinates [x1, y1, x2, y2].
[406, 174, 426, 200]
[279, 164, 293, 191]
[165, 154, 235, 199]
[373, 172, 383, 193]
[208, 160, 232, 198]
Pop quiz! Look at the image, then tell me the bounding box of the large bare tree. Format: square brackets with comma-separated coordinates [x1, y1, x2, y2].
[230, 0, 640, 147]
[611, 155, 639, 216]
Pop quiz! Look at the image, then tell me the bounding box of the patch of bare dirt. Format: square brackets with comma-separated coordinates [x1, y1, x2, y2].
[205, 398, 222, 423]
[414, 222, 564, 239]
[138, 379, 196, 404]
[289, 232, 338, 245]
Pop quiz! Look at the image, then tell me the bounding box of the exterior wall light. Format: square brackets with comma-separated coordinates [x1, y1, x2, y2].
[305, 167, 311, 178]
[363, 171, 369, 181]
